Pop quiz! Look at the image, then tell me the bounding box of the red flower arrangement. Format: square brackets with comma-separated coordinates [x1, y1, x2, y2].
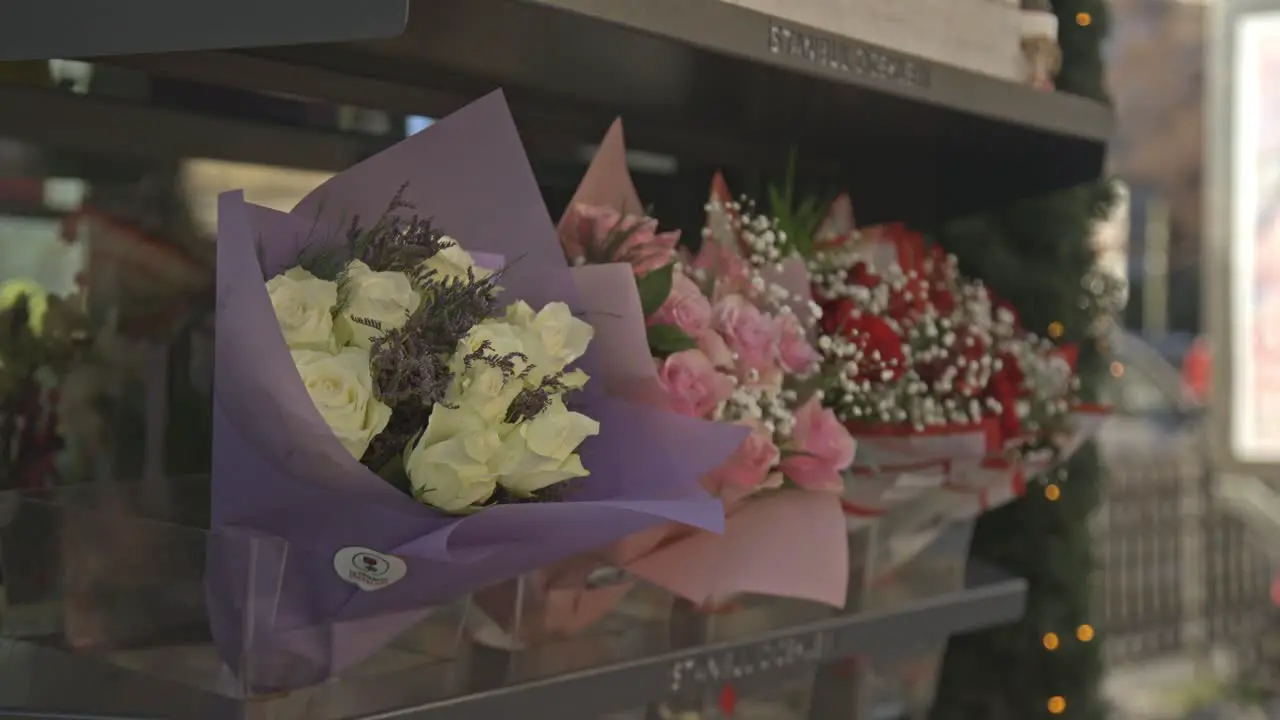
[805, 202, 1108, 516]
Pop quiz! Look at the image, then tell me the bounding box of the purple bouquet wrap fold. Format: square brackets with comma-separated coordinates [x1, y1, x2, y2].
[208, 92, 748, 691]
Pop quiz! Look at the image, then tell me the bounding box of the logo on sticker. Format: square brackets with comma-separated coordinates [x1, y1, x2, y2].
[333, 546, 406, 591]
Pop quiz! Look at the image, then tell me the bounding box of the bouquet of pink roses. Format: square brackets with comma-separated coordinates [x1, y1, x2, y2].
[554, 121, 855, 609]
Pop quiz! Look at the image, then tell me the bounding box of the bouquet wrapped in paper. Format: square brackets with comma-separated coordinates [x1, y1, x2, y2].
[787, 194, 1107, 519]
[207, 95, 749, 690]
[544, 121, 854, 612]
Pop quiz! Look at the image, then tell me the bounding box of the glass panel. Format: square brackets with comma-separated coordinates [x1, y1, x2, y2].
[1100, 357, 1179, 415]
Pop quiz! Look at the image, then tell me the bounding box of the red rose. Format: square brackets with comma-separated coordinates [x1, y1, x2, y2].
[844, 261, 881, 290]
[836, 312, 907, 382]
[923, 244, 950, 283]
[820, 298, 857, 337]
[996, 350, 1025, 389]
[988, 368, 1023, 443]
[931, 287, 957, 316]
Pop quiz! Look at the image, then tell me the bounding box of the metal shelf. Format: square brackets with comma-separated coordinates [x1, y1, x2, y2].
[0, 84, 392, 173]
[73, 0, 1113, 227]
[0, 561, 1023, 720]
[0, 0, 407, 60]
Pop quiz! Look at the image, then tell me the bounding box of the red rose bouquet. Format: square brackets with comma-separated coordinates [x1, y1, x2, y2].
[800, 197, 1107, 518]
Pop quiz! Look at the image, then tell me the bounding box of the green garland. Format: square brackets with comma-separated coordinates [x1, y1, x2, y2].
[929, 0, 1115, 718]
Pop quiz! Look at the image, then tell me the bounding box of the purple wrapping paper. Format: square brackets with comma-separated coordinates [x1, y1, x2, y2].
[208, 91, 748, 691]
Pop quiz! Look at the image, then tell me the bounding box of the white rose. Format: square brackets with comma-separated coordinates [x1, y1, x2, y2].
[405, 418, 501, 513]
[267, 267, 338, 352]
[560, 368, 589, 390]
[494, 397, 598, 496]
[422, 239, 493, 283]
[335, 260, 421, 349]
[452, 321, 534, 380]
[501, 301, 594, 379]
[447, 362, 524, 425]
[291, 347, 392, 460]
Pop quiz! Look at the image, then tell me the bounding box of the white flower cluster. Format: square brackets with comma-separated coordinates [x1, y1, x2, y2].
[996, 332, 1078, 435]
[717, 384, 800, 443]
[702, 196, 823, 321]
[267, 240, 599, 514]
[809, 246, 1005, 431]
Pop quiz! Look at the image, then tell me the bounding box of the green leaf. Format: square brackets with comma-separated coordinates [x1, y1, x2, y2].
[646, 323, 698, 357]
[375, 455, 412, 494]
[636, 263, 675, 318]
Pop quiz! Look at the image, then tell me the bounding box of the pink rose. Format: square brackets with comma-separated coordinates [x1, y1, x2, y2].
[777, 313, 820, 374]
[692, 239, 752, 298]
[696, 330, 734, 369]
[561, 203, 618, 262]
[563, 203, 679, 276]
[656, 349, 735, 419]
[712, 294, 780, 379]
[651, 272, 712, 336]
[780, 396, 857, 493]
[705, 420, 781, 498]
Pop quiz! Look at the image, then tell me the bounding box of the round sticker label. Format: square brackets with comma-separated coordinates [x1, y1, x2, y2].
[333, 546, 407, 591]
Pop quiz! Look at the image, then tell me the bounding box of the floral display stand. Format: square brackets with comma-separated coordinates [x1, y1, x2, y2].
[0, 1, 1110, 718]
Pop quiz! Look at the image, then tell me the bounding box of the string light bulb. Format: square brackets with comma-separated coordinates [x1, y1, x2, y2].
[1042, 632, 1060, 650]
[1047, 321, 1064, 339]
[1076, 624, 1094, 642]
[1045, 484, 1061, 501]
[1076, 12, 1091, 26]
[1048, 696, 1067, 714]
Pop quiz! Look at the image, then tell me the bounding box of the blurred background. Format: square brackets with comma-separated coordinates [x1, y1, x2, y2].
[1, 2, 1279, 716]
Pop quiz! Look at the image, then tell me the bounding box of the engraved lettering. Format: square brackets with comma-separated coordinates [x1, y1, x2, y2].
[666, 631, 833, 694]
[767, 21, 929, 88]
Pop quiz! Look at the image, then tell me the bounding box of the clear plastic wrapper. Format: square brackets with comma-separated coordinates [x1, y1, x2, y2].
[0, 479, 472, 717]
[859, 520, 976, 720]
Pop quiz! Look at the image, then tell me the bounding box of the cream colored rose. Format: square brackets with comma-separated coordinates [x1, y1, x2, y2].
[267, 267, 338, 352]
[500, 301, 594, 379]
[291, 347, 391, 460]
[448, 362, 524, 425]
[406, 409, 501, 513]
[456, 322, 529, 369]
[494, 397, 598, 496]
[335, 260, 421, 349]
[422, 239, 493, 282]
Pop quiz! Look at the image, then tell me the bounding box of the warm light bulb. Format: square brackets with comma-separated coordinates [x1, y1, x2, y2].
[1047, 321, 1064, 339]
[1077, 624, 1094, 642]
[1043, 632, 1060, 650]
[1045, 484, 1061, 501]
[1110, 361, 1124, 377]
[1049, 696, 1067, 714]
[1076, 12, 1092, 26]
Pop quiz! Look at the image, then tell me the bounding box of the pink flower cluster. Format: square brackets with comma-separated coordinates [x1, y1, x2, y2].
[562, 203, 680, 276]
[562, 203, 855, 498]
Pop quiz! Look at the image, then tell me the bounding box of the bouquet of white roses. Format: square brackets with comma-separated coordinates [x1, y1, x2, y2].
[208, 94, 745, 692]
[267, 191, 599, 514]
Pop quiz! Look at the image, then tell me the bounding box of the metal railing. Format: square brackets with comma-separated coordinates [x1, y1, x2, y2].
[1093, 453, 1273, 668]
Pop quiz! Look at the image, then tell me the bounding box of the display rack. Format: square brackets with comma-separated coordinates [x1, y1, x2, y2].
[0, 561, 1024, 720]
[0, 1, 1109, 717]
[82, 0, 1113, 226]
[0, 0, 408, 61]
[0, 84, 391, 173]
